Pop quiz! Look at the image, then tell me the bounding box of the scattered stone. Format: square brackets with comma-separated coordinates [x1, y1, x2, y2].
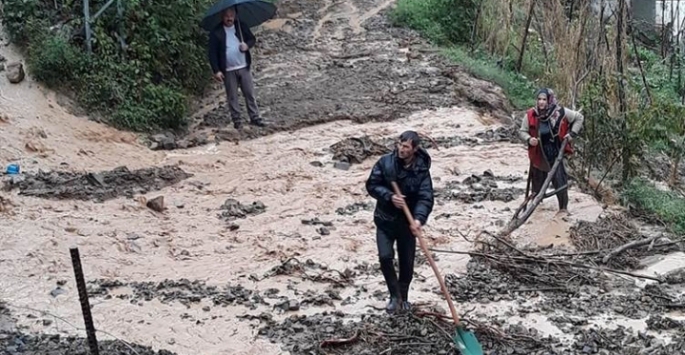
[258, 312, 558, 355]
[336, 201, 373, 215]
[309, 161, 323, 167]
[330, 136, 391, 164]
[436, 171, 524, 203]
[146, 196, 165, 212]
[301, 217, 333, 227]
[646, 315, 685, 331]
[5, 62, 24, 84]
[49, 287, 66, 298]
[149, 133, 176, 150]
[218, 198, 266, 221]
[475, 125, 520, 143]
[148, 132, 209, 151]
[0, 330, 178, 354]
[333, 161, 350, 170]
[4, 166, 192, 202]
[87, 278, 267, 310]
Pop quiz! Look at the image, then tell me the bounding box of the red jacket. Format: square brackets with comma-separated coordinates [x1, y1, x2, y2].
[526, 108, 574, 170]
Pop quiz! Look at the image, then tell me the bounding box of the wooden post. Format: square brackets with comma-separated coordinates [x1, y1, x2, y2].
[83, 0, 92, 53]
[70, 247, 99, 355]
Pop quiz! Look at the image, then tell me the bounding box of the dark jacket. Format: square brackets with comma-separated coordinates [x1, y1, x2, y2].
[365, 148, 434, 227]
[207, 21, 256, 73]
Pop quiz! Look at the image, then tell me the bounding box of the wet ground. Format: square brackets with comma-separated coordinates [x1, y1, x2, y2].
[1, 0, 685, 354]
[158, 0, 514, 147]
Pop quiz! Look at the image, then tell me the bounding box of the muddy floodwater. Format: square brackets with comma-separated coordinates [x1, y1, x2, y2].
[1, 0, 684, 354]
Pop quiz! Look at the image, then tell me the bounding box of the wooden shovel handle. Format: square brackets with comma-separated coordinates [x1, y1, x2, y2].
[390, 182, 461, 326]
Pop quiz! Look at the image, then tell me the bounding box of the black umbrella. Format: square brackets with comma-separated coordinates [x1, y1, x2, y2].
[200, 0, 277, 32]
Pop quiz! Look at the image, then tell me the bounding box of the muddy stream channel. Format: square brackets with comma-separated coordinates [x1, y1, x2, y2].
[1, 0, 684, 354]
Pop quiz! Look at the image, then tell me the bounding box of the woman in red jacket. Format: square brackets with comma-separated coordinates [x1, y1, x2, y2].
[519, 88, 584, 215]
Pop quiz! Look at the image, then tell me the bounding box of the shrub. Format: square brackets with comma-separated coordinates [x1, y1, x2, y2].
[1, 0, 215, 132]
[391, 0, 481, 46]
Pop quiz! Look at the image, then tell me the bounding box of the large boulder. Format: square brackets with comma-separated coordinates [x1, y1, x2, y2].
[6, 62, 25, 84]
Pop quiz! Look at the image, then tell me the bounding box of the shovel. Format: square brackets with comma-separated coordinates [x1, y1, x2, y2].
[391, 181, 484, 355]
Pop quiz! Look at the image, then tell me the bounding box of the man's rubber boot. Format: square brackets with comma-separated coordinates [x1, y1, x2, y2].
[250, 118, 266, 127]
[399, 283, 411, 313]
[386, 297, 400, 314]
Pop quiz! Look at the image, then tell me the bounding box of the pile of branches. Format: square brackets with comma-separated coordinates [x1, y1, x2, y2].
[442, 213, 683, 302]
[259, 311, 557, 355]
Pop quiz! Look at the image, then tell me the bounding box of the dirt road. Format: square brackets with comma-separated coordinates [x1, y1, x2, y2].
[1, 0, 684, 354]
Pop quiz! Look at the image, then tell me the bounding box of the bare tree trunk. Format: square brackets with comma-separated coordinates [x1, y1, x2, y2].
[617, 0, 630, 184]
[516, 0, 536, 72]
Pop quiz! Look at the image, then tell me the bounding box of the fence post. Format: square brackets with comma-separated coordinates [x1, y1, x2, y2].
[70, 247, 100, 355]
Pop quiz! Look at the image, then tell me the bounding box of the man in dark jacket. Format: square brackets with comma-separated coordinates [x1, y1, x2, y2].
[207, 7, 266, 130]
[365, 130, 434, 313]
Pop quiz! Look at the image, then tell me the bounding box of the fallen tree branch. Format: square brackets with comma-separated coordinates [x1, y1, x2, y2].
[320, 330, 360, 349]
[428, 248, 663, 282]
[500, 138, 569, 238]
[601, 235, 663, 264]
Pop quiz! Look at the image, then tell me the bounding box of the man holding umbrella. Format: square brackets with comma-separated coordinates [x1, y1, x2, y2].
[204, 0, 276, 130]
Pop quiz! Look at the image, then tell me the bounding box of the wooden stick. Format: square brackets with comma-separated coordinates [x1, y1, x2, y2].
[501, 138, 569, 237]
[391, 182, 462, 327]
[601, 235, 662, 264]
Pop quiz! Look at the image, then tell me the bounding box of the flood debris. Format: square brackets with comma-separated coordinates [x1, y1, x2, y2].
[436, 171, 525, 203]
[0, 331, 178, 355]
[258, 311, 558, 355]
[252, 257, 354, 288]
[3, 166, 192, 202]
[570, 213, 680, 269]
[570, 325, 685, 354]
[330, 136, 391, 164]
[87, 278, 267, 310]
[218, 198, 266, 221]
[148, 131, 209, 151]
[474, 125, 519, 143]
[336, 201, 374, 215]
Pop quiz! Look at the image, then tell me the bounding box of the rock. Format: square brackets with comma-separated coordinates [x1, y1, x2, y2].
[333, 161, 350, 171]
[309, 161, 323, 167]
[287, 300, 300, 311]
[149, 133, 176, 150]
[218, 199, 266, 221]
[5, 62, 25, 84]
[49, 288, 66, 298]
[146, 196, 165, 212]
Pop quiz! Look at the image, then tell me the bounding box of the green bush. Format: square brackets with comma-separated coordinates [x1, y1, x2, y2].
[391, 0, 481, 46]
[26, 34, 90, 88]
[623, 178, 685, 233]
[444, 47, 535, 109]
[2, 0, 215, 132]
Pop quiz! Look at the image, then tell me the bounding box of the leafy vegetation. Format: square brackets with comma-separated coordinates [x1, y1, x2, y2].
[391, 0, 536, 109]
[623, 178, 685, 233]
[2, 0, 215, 131]
[391, 0, 685, 232]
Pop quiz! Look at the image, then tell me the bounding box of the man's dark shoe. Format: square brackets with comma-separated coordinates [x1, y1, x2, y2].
[249, 118, 266, 127]
[400, 301, 412, 312]
[385, 297, 400, 314]
[233, 121, 243, 130]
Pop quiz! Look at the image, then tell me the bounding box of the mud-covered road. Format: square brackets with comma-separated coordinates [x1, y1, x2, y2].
[151, 0, 512, 148]
[1, 0, 685, 354]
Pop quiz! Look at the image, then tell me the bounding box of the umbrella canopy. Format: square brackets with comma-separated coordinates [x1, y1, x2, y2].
[200, 0, 277, 31]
